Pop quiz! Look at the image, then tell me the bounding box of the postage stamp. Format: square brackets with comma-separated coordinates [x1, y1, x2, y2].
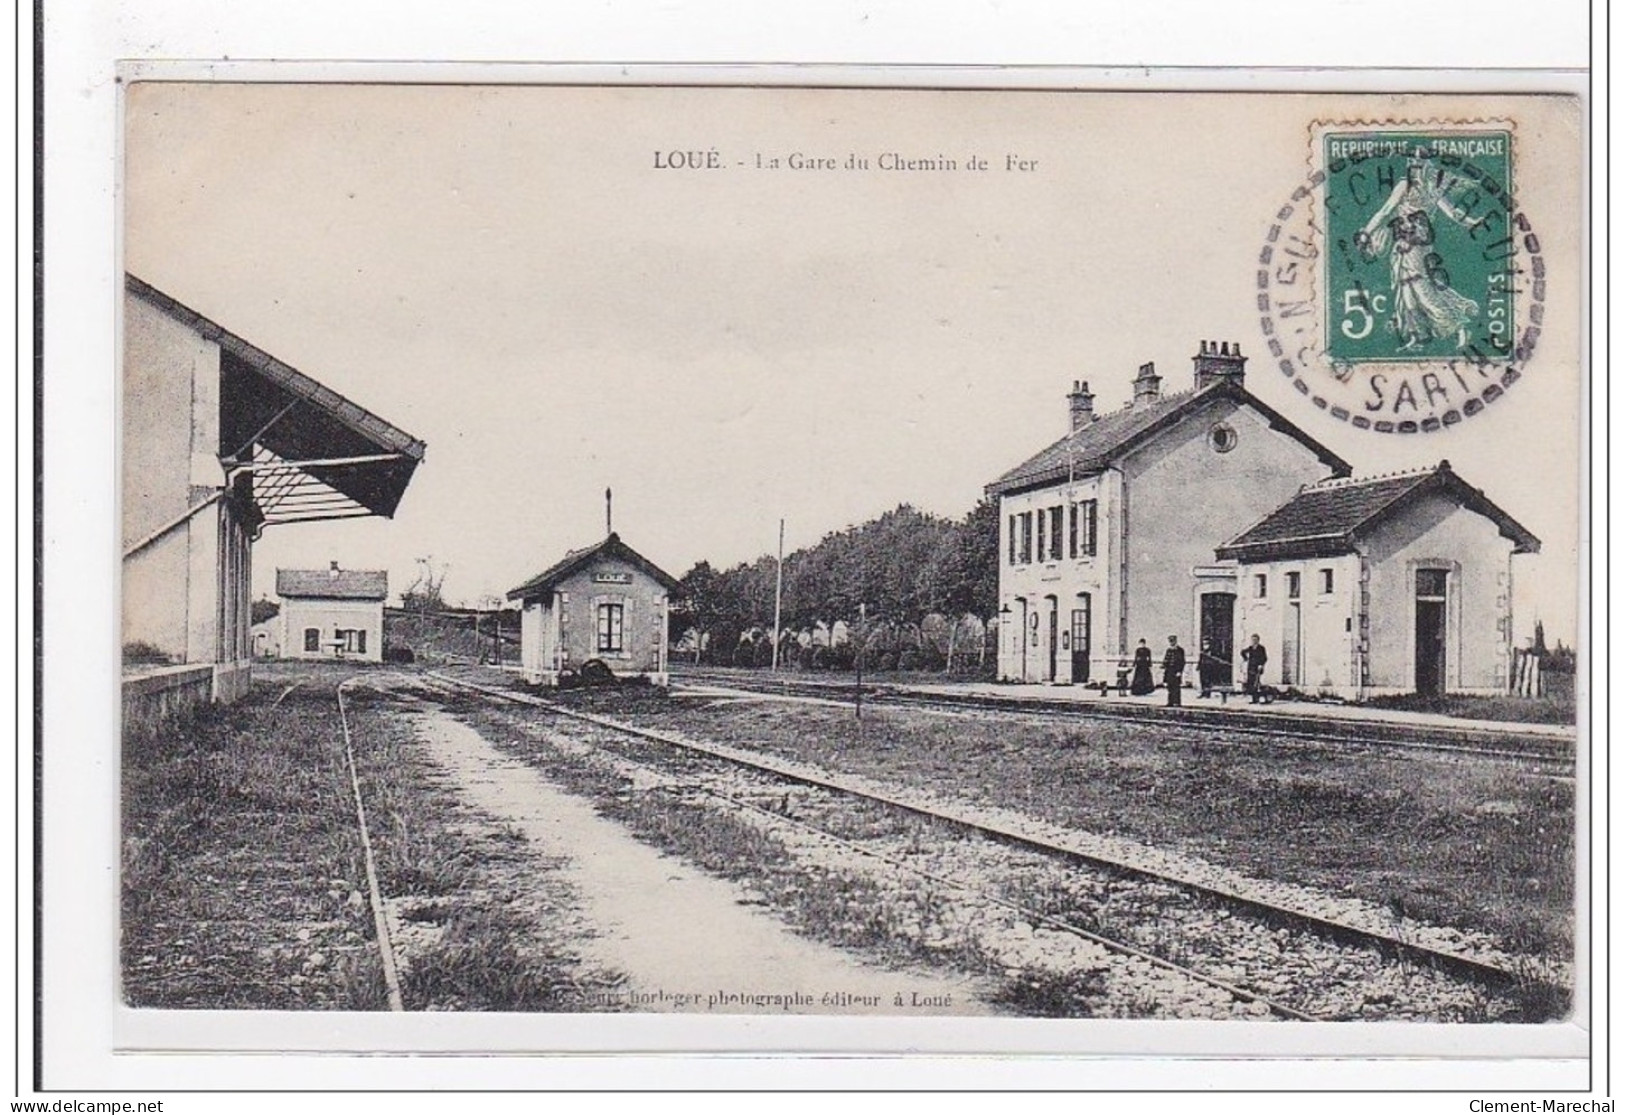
[1259, 120, 1543, 432]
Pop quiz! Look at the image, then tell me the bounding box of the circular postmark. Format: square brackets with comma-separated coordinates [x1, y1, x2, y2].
[1258, 125, 1545, 433]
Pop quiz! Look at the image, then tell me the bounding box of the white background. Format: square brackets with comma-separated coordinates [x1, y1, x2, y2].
[23, 0, 1605, 1107]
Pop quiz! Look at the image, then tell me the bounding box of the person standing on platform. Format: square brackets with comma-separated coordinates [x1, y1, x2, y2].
[1129, 638, 1155, 696]
[1162, 635, 1186, 707]
[1241, 633, 1269, 704]
[1198, 638, 1223, 698]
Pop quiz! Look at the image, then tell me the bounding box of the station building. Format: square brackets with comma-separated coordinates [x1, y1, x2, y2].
[986, 342, 1350, 688]
[986, 341, 1538, 697]
[1215, 462, 1539, 698]
[274, 563, 389, 663]
[507, 532, 678, 686]
[122, 275, 424, 724]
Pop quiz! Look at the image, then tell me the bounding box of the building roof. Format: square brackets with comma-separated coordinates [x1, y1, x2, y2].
[507, 533, 679, 601]
[985, 378, 1351, 497]
[1215, 461, 1541, 562]
[127, 274, 426, 522]
[276, 567, 391, 600]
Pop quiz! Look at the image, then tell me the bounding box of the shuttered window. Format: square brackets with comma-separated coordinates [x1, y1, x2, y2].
[597, 603, 625, 653]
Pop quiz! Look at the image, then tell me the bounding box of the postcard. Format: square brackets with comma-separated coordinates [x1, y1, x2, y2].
[100, 76, 1588, 1077]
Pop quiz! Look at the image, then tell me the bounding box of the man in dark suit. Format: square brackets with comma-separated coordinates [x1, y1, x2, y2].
[1241, 633, 1269, 703]
[1161, 635, 1186, 707]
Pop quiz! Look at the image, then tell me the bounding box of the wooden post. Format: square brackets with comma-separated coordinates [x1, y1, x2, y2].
[771, 518, 785, 671]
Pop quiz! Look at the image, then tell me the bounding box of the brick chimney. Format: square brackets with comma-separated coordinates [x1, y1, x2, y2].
[1132, 361, 1162, 407]
[329, 560, 340, 578]
[1193, 339, 1247, 390]
[1067, 380, 1095, 430]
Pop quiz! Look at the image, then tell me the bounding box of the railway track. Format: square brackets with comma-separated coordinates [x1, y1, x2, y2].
[670, 667, 1576, 777]
[424, 669, 1569, 1022]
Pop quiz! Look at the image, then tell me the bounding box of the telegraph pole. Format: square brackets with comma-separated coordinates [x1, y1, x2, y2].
[771, 518, 785, 671]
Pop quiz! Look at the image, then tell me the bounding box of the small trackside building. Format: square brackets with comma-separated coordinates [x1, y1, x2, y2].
[1215, 461, 1540, 699]
[276, 563, 388, 662]
[507, 533, 678, 687]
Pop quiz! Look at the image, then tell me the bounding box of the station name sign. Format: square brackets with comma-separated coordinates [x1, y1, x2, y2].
[592, 572, 633, 585]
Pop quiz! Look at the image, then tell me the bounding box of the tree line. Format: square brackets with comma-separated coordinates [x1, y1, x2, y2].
[669, 498, 1001, 672]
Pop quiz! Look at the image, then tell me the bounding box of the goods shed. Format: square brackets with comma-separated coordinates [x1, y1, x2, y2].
[122, 275, 425, 723]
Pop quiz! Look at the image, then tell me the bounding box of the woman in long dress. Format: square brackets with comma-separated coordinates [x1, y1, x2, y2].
[1355, 158, 1479, 351]
[1129, 638, 1155, 696]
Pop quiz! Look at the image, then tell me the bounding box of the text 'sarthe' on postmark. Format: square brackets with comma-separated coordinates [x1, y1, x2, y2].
[1258, 121, 1545, 434]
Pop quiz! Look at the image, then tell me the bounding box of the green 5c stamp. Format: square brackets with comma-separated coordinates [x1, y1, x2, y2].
[1258, 122, 1544, 434]
[1325, 129, 1513, 363]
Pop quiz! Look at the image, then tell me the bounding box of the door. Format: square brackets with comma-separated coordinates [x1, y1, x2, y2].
[1415, 569, 1448, 696]
[1046, 598, 1059, 682]
[1070, 597, 1092, 683]
[1199, 593, 1235, 687]
[1282, 603, 1301, 686]
[1016, 599, 1029, 681]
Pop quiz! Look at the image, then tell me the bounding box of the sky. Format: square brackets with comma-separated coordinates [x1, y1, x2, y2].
[122, 84, 1583, 640]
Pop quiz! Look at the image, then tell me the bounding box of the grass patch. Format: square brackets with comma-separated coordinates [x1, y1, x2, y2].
[121, 678, 380, 1009]
[397, 906, 595, 1012]
[1361, 692, 1576, 726]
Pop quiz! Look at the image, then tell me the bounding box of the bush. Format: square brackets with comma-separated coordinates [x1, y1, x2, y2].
[897, 648, 924, 671]
[732, 640, 758, 668]
[808, 645, 830, 670]
[578, 659, 617, 687]
[876, 652, 898, 672]
[122, 641, 173, 667]
[827, 643, 856, 671]
[752, 639, 775, 668]
[384, 645, 416, 664]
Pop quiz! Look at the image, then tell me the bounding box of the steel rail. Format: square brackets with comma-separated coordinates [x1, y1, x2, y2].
[425, 671, 1569, 1009]
[671, 669, 1575, 773]
[335, 677, 406, 1011]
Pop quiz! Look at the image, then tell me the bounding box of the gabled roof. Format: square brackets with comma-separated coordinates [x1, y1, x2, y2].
[127, 274, 426, 522]
[1215, 461, 1541, 562]
[276, 567, 390, 600]
[985, 378, 1351, 497]
[507, 533, 679, 601]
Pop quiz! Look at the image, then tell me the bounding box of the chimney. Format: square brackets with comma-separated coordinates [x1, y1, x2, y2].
[1193, 339, 1247, 390]
[1132, 361, 1162, 407]
[1067, 380, 1095, 430]
[329, 561, 340, 578]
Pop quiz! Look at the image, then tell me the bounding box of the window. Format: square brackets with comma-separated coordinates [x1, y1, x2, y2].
[1018, 512, 1033, 564]
[1079, 500, 1098, 556]
[1048, 506, 1064, 561]
[1008, 515, 1018, 566]
[1286, 572, 1301, 599]
[1068, 503, 1078, 558]
[597, 603, 625, 653]
[1416, 569, 1448, 598]
[1209, 422, 1238, 454]
[339, 629, 367, 654]
[1036, 510, 1047, 562]
[1254, 574, 1267, 599]
[304, 627, 320, 652]
[1319, 568, 1334, 594]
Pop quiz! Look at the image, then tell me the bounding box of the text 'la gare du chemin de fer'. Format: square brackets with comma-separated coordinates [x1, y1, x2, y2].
[653, 148, 1041, 173]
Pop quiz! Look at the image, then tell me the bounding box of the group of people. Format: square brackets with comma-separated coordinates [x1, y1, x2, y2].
[1127, 633, 1270, 705]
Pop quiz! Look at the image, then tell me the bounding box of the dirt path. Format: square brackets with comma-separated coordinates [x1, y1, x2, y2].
[411, 709, 991, 1016]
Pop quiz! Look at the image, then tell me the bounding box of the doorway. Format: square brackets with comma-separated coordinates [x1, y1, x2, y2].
[1282, 603, 1301, 686]
[1045, 596, 1059, 682]
[1415, 569, 1448, 696]
[1198, 593, 1235, 687]
[1070, 596, 1092, 683]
